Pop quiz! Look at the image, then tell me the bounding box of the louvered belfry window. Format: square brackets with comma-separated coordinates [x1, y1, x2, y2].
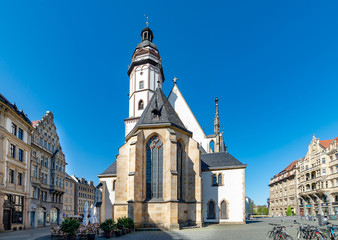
[146, 136, 163, 199]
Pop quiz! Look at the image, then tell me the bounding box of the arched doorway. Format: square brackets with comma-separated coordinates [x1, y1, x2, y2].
[50, 208, 58, 224]
[207, 200, 216, 219]
[37, 208, 46, 226]
[220, 201, 228, 219]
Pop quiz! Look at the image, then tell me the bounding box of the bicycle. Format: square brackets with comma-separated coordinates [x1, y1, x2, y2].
[294, 222, 313, 240]
[320, 224, 338, 240]
[266, 223, 293, 240]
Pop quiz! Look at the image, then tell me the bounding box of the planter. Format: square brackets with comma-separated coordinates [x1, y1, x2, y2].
[114, 230, 122, 237]
[103, 232, 111, 239]
[66, 234, 77, 240]
[87, 233, 96, 240]
[122, 229, 128, 235]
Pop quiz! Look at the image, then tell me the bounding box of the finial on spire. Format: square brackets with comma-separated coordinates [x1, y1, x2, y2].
[145, 15, 149, 26]
[173, 77, 178, 84]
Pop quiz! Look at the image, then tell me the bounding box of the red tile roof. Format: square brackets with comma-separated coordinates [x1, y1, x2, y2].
[32, 120, 40, 128]
[319, 137, 338, 148]
[273, 160, 297, 178]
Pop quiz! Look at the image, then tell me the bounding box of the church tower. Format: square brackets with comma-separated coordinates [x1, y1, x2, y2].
[124, 26, 165, 136]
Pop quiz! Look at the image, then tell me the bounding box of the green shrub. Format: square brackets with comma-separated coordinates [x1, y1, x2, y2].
[100, 218, 115, 233]
[60, 218, 80, 236]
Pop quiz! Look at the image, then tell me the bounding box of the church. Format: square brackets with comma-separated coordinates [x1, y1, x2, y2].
[98, 26, 247, 229]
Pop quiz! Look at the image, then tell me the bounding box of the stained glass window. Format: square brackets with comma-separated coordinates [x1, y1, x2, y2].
[177, 142, 183, 200]
[146, 136, 163, 199]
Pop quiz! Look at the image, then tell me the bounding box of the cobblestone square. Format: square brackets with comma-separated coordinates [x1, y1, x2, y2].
[1, 217, 337, 240]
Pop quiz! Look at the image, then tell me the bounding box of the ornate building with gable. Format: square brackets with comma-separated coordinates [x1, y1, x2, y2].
[98, 26, 246, 229]
[29, 111, 67, 228]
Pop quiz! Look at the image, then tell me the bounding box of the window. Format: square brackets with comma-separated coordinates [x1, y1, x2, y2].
[210, 140, 215, 153]
[44, 192, 47, 201]
[220, 201, 228, 219]
[9, 169, 14, 184]
[33, 165, 37, 178]
[18, 172, 23, 185]
[33, 187, 37, 198]
[45, 158, 48, 167]
[138, 100, 144, 110]
[177, 142, 183, 200]
[11, 123, 17, 135]
[70, 183, 72, 187]
[323, 169, 326, 175]
[66, 182, 68, 187]
[39, 137, 43, 145]
[10, 144, 16, 158]
[218, 174, 223, 186]
[18, 149, 24, 162]
[207, 200, 216, 219]
[18, 128, 23, 140]
[139, 81, 144, 89]
[146, 136, 163, 199]
[322, 158, 326, 164]
[212, 174, 217, 186]
[41, 156, 44, 165]
[113, 180, 116, 191]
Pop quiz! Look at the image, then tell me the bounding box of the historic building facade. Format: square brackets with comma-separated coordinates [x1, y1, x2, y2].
[269, 161, 298, 216]
[297, 135, 338, 216]
[29, 111, 66, 228]
[64, 173, 76, 217]
[98, 27, 246, 229]
[71, 176, 95, 216]
[0, 94, 33, 231]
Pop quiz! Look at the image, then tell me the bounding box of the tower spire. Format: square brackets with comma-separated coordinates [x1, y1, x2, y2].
[214, 97, 220, 135]
[214, 97, 221, 152]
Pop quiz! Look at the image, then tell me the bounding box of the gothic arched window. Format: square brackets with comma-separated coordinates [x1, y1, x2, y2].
[177, 141, 183, 200]
[138, 100, 144, 110]
[146, 136, 163, 199]
[207, 200, 216, 219]
[218, 174, 222, 186]
[210, 140, 215, 152]
[220, 200, 228, 219]
[212, 174, 217, 186]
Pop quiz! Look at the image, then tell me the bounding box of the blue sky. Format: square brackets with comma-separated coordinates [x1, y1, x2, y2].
[1, 1, 338, 205]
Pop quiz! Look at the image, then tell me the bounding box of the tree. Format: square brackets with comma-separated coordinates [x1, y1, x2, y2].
[286, 206, 292, 216]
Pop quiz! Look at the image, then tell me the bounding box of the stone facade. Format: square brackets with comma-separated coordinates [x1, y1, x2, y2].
[269, 161, 298, 216]
[29, 111, 66, 228]
[113, 128, 202, 229]
[71, 176, 95, 215]
[0, 94, 33, 231]
[297, 135, 338, 216]
[64, 174, 76, 216]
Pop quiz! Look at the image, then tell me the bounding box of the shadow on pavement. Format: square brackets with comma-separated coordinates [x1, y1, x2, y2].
[245, 220, 262, 224]
[34, 230, 176, 240]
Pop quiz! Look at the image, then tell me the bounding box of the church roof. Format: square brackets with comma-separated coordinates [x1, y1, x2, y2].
[127, 87, 190, 138]
[201, 151, 246, 171]
[98, 161, 117, 177]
